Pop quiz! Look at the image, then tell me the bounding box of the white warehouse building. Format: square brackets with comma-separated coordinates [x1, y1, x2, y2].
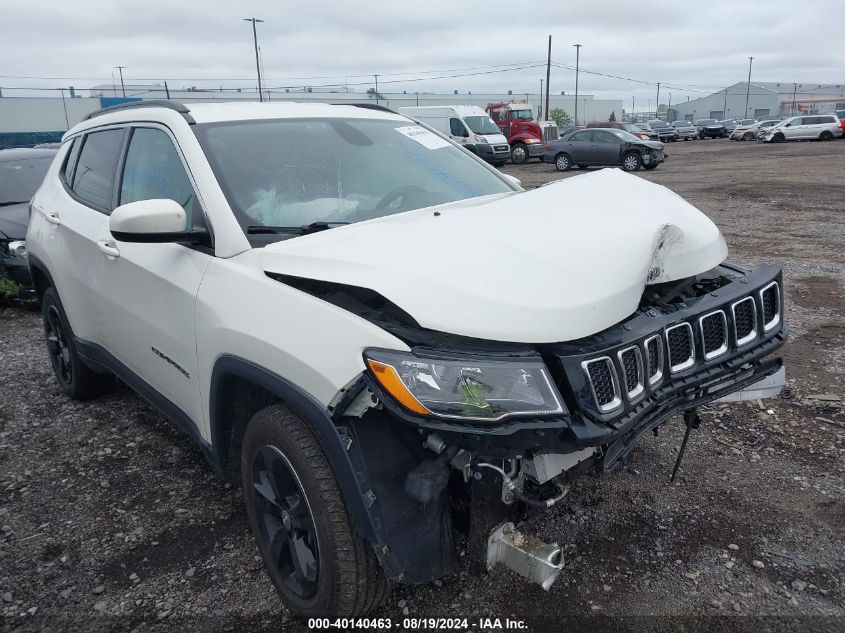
[669, 81, 845, 122]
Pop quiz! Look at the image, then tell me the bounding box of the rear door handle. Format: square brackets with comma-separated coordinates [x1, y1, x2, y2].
[97, 240, 120, 259]
[46, 211, 62, 225]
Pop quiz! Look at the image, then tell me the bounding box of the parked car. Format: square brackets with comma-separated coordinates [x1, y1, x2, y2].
[671, 120, 697, 140]
[647, 120, 678, 142]
[718, 120, 739, 136]
[761, 114, 843, 142]
[730, 119, 781, 141]
[543, 128, 665, 171]
[586, 121, 651, 140]
[399, 105, 510, 166]
[27, 100, 787, 619]
[834, 110, 845, 136]
[695, 119, 726, 139]
[0, 147, 57, 295]
[635, 123, 660, 141]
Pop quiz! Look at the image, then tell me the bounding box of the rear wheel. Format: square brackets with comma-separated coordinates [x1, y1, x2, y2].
[242, 404, 388, 618]
[510, 143, 528, 164]
[742, 132, 754, 141]
[41, 287, 113, 400]
[621, 152, 642, 172]
[554, 153, 572, 171]
[819, 130, 833, 141]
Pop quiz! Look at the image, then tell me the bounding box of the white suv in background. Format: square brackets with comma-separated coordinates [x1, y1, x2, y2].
[762, 114, 842, 142]
[26, 100, 787, 619]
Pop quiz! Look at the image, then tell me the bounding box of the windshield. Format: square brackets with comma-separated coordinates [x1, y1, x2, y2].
[637, 124, 653, 131]
[671, 121, 689, 127]
[697, 119, 717, 125]
[649, 121, 669, 129]
[0, 157, 53, 205]
[193, 118, 513, 242]
[463, 116, 500, 135]
[610, 129, 645, 142]
[622, 123, 643, 133]
[510, 109, 533, 121]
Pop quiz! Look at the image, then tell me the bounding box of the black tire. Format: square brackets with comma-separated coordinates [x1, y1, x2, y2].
[242, 404, 388, 619]
[742, 132, 754, 141]
[772, 132, 785, 143]
[553, 153, 571, 171]
[644, 163, 658, 170]
[41, 287, 113, 400]
[819, 130, 833, 141]
[621, 152, 642, 172]
[577, 164, 588, 170]
[510, 143, 529, 164]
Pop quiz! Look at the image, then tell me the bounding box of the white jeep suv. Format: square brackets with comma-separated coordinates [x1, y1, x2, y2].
[27, 100, 787, 618]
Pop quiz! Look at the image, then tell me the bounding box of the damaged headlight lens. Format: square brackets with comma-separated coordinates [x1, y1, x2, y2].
[365, 349, 565, 421]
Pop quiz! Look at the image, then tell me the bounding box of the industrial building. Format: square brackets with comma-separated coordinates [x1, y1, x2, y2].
[0, 85, 623, 148]
[669, 81, 845, 122]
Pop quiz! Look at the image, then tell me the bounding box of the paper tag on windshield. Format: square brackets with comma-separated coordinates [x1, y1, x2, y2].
[395, 125, 451, 150]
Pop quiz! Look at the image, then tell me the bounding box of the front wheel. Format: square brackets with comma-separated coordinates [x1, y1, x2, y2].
[510, 143, 528, 164]
[242, 404, 389, 619]
[621, 152, 642, 172]
[742, 132, 754, 141]
[644, 163, 658, 170]
[554, 153, 572, 171]
[772, 133, 785, 143]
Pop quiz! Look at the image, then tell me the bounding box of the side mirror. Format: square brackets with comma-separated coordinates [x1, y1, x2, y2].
[109, 199, 207, 244]
[502, 174, 522, 189]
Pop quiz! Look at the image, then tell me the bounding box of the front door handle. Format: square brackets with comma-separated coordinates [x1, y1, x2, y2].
[46, 211, 62, 225]
[97, 240, 120, 259]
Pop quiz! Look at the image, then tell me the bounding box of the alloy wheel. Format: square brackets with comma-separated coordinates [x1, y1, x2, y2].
[45, 305, 72, 386]
[555, 154, 570, 171]
[252, 445, 320, 599]
[623, 154, 640, 171]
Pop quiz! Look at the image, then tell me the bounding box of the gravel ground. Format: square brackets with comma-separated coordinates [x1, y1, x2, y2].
[1, 138, 843, 632]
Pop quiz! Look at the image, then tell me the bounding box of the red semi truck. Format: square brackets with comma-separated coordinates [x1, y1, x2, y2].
[486, 101, 545, 164]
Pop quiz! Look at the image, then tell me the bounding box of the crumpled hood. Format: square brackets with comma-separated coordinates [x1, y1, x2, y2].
[0, 202, 30, 240]
[261, 169, 728, 343]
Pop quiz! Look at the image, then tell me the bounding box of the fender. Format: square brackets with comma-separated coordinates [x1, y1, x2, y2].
[508, 132, 542, 144]
[208, 355, 403, 578]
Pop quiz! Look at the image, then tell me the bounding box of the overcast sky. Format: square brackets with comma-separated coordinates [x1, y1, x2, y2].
[1, 0, 840, 107]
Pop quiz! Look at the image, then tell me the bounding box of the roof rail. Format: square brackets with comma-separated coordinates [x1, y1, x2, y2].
[333, 102, 398, 114]
[83, 100, 194, 124]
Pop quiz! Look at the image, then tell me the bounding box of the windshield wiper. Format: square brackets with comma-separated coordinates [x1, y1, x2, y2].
[247, 221, 351, 235]
[0, 201, 29, 207]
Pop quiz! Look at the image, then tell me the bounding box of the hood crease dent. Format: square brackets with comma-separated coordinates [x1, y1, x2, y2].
[261, 169, 728, 343]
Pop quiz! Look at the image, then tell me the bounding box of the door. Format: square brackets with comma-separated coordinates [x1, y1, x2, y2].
[97, 125, 212, 424]
[48, 128, 128, 344]
[590, 130, 623, 166]
[449, 117, 469, 145]
[563, 130, 594, 164]
[783, 117, 804, 139]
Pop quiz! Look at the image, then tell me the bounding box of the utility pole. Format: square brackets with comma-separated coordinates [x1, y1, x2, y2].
[791, 83, 797, 116]
[59, 88, 69, 128]
[164, 81, 170, 99]
[539, 79, 544, 119]
[655, 82, 660, 118]
[667, 93, 672, 122]
[631, 96, 635, 121]
[113, 66, 126, 97]
[544, 35, 551, 123]
[723, 89, 728, 118]
[374, 74, 380, 104]
[573, 44, 582, 126]
[745, 56, 753, 118]
[243, 18, 264, 102]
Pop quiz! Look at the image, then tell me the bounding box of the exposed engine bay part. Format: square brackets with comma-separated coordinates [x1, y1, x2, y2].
[486, 522, 564, 591]
[341, 386, 381, 418]
[475, 462, 569, 509]
[520, 447, 599, 484]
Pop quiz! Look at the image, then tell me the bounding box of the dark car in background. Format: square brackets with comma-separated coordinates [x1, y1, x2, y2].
[635, 123, 660, 141]
[696, 119, 726, 139]
[647, 120, 678, 142]
[543, 128, 665, 172]
[0, 148, 57, 296]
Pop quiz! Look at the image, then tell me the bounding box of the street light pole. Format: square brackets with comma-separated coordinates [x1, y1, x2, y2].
[539, 79, 543, 119]
[113, 66, 126, 98]
[544, 35, 551, 123]
[667, 93, 672, 122]
[655, 82, 660, 118]
[573, 44, 582, 126]
[745, 56, 753, 118]
[243, 18, 265, 102]
[374, 75, 380, 105]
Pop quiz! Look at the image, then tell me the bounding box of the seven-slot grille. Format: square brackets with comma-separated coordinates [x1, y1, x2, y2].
[580, 283, 781, 413]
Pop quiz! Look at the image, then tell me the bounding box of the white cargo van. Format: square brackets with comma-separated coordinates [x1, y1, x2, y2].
[398, 105, 511, 165]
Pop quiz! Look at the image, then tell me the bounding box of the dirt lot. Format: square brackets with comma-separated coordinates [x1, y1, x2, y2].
[1, 138, 844, 632]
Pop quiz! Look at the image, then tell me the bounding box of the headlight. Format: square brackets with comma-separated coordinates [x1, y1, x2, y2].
[364, 349, 565, 421]
[524, 138, 539, 144]
[474, 134, 486, 142]
[8, 240, 27, 259]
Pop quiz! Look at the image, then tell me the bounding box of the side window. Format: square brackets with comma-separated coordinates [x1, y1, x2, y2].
[570, 131, 591, 142]
[62, 138, 81, 184]
[449, 118, 467, 137]
[72, 129, 125, 212]
[594, 131, 617, 144]
[119, 127, 202, 228]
